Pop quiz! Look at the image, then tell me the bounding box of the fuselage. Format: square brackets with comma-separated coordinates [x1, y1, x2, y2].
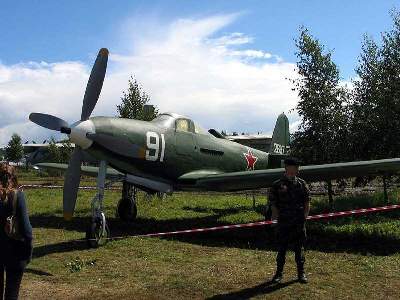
[68, 114, 271, 186]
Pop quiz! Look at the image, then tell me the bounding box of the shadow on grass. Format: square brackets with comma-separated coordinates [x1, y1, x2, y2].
[207, 279, 298, 299]
[30, 215, 88, 232]
[181, 204, 266, 215]
[33, 239, 89, 259]
[31, 205, 400, 259]
[25, 268, 53, 276]
[29, 190, 400, 257]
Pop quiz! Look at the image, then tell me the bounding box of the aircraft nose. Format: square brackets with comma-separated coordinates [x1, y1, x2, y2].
[69, 119, 95, 149]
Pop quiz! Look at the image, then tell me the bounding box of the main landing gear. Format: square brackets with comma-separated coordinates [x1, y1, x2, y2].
[116, 181, 138, 222]
[86, 160, 110, 248]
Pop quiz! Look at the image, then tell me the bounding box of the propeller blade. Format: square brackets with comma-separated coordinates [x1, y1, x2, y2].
[86, 133, 145, 159]
[29, 113, 69, 132]
[63, 147, 83, 220]
[81, 48, 109, 121]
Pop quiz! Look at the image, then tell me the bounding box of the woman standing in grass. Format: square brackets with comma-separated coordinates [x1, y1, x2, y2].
[0, 163, 33, 300]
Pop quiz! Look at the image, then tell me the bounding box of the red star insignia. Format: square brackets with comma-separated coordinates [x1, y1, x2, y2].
[243, 149, 258, 170]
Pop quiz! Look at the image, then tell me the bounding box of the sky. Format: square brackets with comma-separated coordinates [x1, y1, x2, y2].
[0, 0, 399, 146]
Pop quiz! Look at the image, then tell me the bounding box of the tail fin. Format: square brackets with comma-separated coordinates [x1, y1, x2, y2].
[269, 113, 290, 155]
[268, 113, 290, 168]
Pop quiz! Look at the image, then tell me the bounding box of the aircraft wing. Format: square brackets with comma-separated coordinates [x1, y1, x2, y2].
[193, 158, 400, 191]
[23, 143, 75, 153]
[34, 163, 173, 192]
[34, 163, 124, 179]
[23, 144, 46, 153]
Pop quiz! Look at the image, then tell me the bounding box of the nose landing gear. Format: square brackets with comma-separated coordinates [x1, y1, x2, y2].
[86, 160, 110, 248]
[86, 211, 110, 248]
[84, 161, 142, 247]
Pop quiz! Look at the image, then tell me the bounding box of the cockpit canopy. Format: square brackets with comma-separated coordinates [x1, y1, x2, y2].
[151, 113, 209, 135]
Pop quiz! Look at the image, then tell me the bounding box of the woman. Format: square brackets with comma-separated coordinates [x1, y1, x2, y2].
[0, 164, 32, 300]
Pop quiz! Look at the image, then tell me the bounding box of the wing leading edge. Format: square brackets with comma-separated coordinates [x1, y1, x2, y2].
[34, 163, 124, 179]
[193, 158, 400, 191]
[34, 163, 173, 193]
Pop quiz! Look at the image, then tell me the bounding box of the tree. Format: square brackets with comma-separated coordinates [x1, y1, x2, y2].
[47, 138, 73, 163]
[378, 10, 400, 159]
[117, 76, 159, 121]
[290, 27, 351, 209]
[47, 137, 60, 163]
[45, 138, 73, 176]
[0, 148, 5, 161]
[59, 140, 73, 163]
[290, 27, 350, 165]
[350, 35, 382, 160]
[5, 133, 24, 162]
[351, 10, 400, 160]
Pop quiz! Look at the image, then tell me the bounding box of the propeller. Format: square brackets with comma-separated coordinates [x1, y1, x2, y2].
[29, 113, 69, 132]
[29, 48, 109, 220]
[81, 48, 109, 121]
[63, 147, 83, 220]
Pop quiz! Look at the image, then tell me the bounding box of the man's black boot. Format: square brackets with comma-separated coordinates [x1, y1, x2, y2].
[273, 251, 285, 283]
[296, 251, 307, 283]
[271, 271, 283, 283]
[297, 268, 308, 283]
[271, 255, 285, 283]
[271, 263, 284, 283]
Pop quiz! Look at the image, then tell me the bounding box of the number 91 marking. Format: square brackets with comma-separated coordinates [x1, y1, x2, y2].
[146, 132, 165, 162]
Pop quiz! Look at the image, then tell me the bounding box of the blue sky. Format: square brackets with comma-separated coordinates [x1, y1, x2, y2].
[0, 1, 399, 146]
[1, 0, 398, 78]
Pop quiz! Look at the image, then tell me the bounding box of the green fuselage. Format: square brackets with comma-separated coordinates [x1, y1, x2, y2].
[85, 115, 270, 187]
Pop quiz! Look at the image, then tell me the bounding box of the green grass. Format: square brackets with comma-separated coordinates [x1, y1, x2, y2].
[304, 191, 400, 254]
[16, 172, 400, 299]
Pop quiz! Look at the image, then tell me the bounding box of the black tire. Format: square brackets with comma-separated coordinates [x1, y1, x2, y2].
[264, 203, 272, 221]
[116, 198, 137, 222]
[86, 220, 110, 248]
[156, 192, 165, 200]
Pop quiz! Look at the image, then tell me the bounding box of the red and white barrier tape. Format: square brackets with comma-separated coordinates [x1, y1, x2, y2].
[306, 205, 400, 220]
[21, 183, 400, 243]
[114, 204, 400, 239]
[34, 204, 399, 245]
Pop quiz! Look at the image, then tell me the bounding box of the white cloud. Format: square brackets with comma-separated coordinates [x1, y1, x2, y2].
[0, 61, 89, 145]
[211, 32, 254, 46]
[0, 13, 300, 147]
[229, 49, 273, 59]
[289, 120, 301, 133]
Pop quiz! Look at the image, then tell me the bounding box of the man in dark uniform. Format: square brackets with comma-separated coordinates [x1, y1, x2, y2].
[268, 157, 310, 284]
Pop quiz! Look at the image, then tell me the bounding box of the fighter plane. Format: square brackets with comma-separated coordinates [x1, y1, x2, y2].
[29, 48, 400, 247]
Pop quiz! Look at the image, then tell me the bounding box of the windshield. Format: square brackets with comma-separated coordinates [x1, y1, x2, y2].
[151, 114, 175, 128]
[194, 122, 209, 135]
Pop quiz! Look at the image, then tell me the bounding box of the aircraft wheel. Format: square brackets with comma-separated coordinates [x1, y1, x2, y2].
[116, 198, 137, 222]
[143, 193, 153, 201]
[264, 203, 272, 221]
[156, 192, 165, 200]
[86, 217, 110, 248]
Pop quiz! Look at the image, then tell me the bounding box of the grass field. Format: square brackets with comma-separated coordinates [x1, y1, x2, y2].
[16, 173, 400, 299]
